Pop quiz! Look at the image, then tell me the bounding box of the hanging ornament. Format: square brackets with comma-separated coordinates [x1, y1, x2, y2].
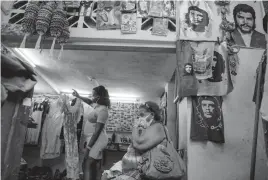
[49, 2, 66, 58]
[57, 19, 70, 61]
[35, 2, 56, 49]
[20, 1, 39, 48]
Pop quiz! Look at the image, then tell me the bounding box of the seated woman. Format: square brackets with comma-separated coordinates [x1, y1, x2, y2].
[102, 101, 167, 180]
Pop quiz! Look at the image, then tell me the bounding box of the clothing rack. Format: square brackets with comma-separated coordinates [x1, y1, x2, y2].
[33, 94, 60, 100]
[250, 34, 268, 180]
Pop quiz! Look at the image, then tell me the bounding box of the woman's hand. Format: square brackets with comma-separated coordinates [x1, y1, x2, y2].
[72, 89, 80, 98]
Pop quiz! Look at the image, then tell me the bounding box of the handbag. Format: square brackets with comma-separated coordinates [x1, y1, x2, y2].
[138, 125, 186, 180]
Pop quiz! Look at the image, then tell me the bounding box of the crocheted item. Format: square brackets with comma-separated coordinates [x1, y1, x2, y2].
[57, 20, 70, 60]
[50, 2, 66, 57]
[35, 2, 55, 49]
[20, 2, 39, 48]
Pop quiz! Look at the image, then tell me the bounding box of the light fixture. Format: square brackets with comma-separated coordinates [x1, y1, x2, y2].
[13, 48, 36, 68]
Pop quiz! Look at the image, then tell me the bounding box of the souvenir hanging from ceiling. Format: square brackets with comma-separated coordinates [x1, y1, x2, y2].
[190, 96, 225, 144]
[57, 19, 70, 61]
[49, 2, 66, 57]
[96, 1, 122, 30]
[35, 2, 56, 49]
[176, 40, 234, 97]
[178, 0, 221, 41]
[222, 1, 266, 49]
[20, 1, 39, 48]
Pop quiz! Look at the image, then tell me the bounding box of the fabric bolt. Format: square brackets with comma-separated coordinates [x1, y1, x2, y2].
[40, 98, 64, 159]
[177, 41, 233, 97]
[62, 96, 83, 180]
[85, 104, 109, 160]
[191, 96, 225, 143]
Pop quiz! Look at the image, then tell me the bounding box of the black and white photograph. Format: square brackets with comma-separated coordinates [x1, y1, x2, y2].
[191, 96, 225, 143]
[178, 0, 221, 41]
[226, 1, 267, 49]
[1, 1, 268, 180]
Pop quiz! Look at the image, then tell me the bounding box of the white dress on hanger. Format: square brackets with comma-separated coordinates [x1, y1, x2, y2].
[40, 98, 64, 159]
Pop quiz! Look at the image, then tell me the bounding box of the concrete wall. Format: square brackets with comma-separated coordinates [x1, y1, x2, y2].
[184, 49, 268, 180]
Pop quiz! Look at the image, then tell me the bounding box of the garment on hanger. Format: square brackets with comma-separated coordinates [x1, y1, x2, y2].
[25, 101, 44, 145]
[40, 97, 64, 159]
[190, 96, 225, 143]
[62, 96, 83, 180]
[177, 41, 233, 97]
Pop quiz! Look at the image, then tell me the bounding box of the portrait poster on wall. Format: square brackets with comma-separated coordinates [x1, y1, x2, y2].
[226, 1, 266, 49]
[176, 41, 234, 98]
[178, 0, 221, 41]
[96, 1, 121, 30]
[190, 96, 225, 143]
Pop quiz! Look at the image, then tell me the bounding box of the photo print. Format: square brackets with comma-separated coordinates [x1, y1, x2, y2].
[178, 0, 221, 41]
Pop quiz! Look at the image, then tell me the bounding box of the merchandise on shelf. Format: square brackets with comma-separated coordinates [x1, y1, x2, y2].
[148, 0, 163, 17]
[137, 0, 150, 18]
[96, 1, 121, 30]
[121, 1, 136, 13]
[152, 18, 168, 36]
[121, 13, 137, 34]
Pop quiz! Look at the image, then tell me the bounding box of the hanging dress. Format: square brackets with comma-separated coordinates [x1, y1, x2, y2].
[62, 96, 83, 180]
[40, 98, 64, 159]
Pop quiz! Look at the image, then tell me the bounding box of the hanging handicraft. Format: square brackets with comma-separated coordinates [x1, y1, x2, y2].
[49, 2, 66, 57]
[57, 19, 70, 61]
[20, 1, 39, 48]
[35, 2, 56, 49]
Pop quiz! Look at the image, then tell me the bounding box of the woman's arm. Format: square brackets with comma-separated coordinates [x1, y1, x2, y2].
[78, 96, 93, 106]
[72, 89, 93, 106]
[132, 123, 165, 152]
[87, 109, 108, 148]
